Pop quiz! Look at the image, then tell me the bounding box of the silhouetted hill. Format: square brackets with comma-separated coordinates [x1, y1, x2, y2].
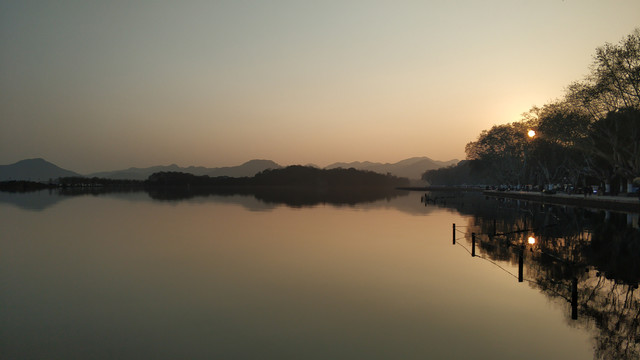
[0, 158, 80, 181]
[325, 156, 459, 179]
[206, 159, 281, 177]
[146, 165, 410, 189]
[1, 157, 455, 182]
[145, 166, 410, 203]
[252, 166, 410, 188]
[88, 164, 184, 180]
[88, 159, 281, 180]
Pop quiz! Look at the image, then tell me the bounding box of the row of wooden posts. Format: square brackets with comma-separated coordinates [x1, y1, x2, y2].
[452, 222, 578, 320]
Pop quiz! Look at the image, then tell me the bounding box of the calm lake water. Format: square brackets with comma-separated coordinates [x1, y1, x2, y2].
[1, 190, 638, 359]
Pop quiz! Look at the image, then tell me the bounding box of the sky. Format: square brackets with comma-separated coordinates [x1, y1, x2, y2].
[1, 1, 639, 174]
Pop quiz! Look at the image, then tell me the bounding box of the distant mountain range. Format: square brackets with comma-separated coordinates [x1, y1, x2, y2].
[325, 157, 458, 180]
[87, 159, 282, 180]
[0, 158, 81, 181]
[0, 157, 459, 182]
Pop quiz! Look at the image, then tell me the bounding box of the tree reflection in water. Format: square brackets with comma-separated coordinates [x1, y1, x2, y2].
[424, 192, 640, 360]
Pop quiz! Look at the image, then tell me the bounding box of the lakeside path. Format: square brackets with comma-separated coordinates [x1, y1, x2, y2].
[483, 190, 640, 213]
[398, 186, 640, 213]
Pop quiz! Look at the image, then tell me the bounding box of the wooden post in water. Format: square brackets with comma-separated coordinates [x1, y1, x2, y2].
[571, 277, 578, 320]
[471, 232, 476, 257]
[452, 223, 456, 245]
[518, 247, 524, 282]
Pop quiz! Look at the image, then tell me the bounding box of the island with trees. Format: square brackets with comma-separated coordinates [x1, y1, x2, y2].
[28, 165, 410, 206]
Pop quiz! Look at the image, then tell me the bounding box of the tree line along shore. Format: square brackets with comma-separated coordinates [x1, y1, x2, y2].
[423, 29, 640, 197]
[0, 165, 410, 191]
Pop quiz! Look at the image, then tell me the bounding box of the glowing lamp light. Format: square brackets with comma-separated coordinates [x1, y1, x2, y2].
[527, 130, 536, 138]
[527, 236, 536, 245]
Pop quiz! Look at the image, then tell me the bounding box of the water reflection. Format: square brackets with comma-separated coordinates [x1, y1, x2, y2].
[1, 187, 410, 211]
[423, 192, 640, 360]
[3, 189, 635, 358]
[147, 186, 409, 208]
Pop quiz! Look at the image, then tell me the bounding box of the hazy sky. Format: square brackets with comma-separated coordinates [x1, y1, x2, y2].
[1, 1, 639, 173]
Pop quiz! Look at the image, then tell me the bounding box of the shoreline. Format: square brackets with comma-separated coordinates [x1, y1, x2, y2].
[401, 186, 640, 213]
[397, 186, 483, 192]
[483, 190, 640, 213]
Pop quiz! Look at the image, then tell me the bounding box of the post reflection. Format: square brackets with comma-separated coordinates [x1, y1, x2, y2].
[426, 191, 640, 360]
